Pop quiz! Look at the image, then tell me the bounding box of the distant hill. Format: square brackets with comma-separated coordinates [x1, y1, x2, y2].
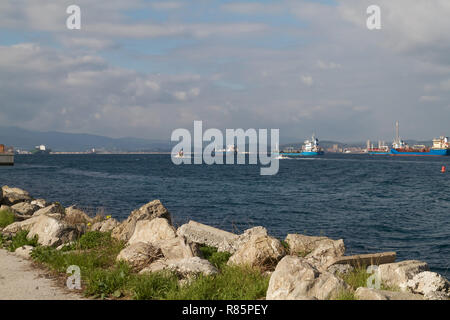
[0, 126, 171, 152]
[0, 126, 436, 153]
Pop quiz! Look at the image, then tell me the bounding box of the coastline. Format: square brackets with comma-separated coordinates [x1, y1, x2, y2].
[1, 185, 449, 300]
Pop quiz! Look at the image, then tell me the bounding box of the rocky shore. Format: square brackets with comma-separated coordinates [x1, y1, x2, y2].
[0, 185, 449, 300]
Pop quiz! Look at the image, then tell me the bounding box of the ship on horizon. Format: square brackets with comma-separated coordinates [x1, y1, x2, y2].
[278, 134, 325, 157]
[390, 121, 450, 156]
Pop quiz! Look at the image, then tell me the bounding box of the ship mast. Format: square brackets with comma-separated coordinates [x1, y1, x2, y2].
[395, 120, 399, 144]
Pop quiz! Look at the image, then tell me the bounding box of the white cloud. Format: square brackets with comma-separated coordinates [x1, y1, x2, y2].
[317, 60, 341, 70]
[300, 75, 314, 86]
[420, 95, 441, 102]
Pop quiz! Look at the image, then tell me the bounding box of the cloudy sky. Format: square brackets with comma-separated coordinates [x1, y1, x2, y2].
[1, 0, 450, 142]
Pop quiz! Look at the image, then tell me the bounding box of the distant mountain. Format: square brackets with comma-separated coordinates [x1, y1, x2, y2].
[0, 126, 171, 152]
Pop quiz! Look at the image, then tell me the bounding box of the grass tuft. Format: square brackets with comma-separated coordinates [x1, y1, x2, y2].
[131, 271, 179, 300]
[332, 288, 357, 300]
[199, 245, 232, 269]
[77, 231, 113, 250]
[166, 265, 270, 300]
[341, 266, 372, 289]
[0, 209, 15, 228]
[8, 230, 39, 252]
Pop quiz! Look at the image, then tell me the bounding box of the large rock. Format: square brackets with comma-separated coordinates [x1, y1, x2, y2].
[266, 255, 349, 300]
[128, 218, 177, 245]
[227, 234, 286, 269]
[30, 199, 48, 208]
[11, 202, 39, 216]
[377, 260, 429, 290]
[327, 252, 396, 268]
[304, 239, 346, 271]
[355, 287, 424, 300]
[218, 226, 268, 254]
[90, 218, 120, 233]
[64, 206, 92, 224]
[112, 200, 172, 242]
[14, 245, 34, 259]
[33, 203, 65, 220]
[27, 215, 78, 247]
[405, 271, 450, 299]
[177, 220, 239, 251]
[1, 186, 31, 205]
[140, 257, 218, 277]
[3, 215, 80, 247]
[327, 264, 354, 276]
[116, 242, 163, 271]
[285, 234, 330, 255]
[2, 216, 40, 234]
[155, 236, 200, 260]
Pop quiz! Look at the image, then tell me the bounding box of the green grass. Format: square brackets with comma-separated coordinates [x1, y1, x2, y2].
[199, 245, 232, 269]
[131, 271, 180, 300]
[77, 231, 114, 250]
[85, 262, 133, 298]
[30, 231, 269, 300]
[341, 266, 372, 289]
[8, 230, 39, 252]
[332, 289, 357, 300]
[0, 209, 15, 228]
[31, 231, 127, 298]
[166, 265, 270, 300]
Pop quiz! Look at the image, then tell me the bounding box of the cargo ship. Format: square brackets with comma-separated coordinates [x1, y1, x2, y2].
[31, 144, 51, 155]
[279, 134, 324, 156]
[390, 121, 450, 156]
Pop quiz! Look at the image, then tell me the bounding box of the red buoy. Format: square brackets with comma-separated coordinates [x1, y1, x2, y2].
[441, 166, 446, 173]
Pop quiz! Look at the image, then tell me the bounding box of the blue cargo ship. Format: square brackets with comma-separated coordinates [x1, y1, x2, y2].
[390, 121, 450, 156]
[278, 134, 324, 157]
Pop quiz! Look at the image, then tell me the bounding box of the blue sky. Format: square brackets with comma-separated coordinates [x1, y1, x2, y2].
[1, 0, 450, 142]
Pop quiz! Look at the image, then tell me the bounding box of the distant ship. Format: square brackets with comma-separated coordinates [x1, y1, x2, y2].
[390, 121, 450, 156]
[279, 134, 324, 156]
[214, 145, 238, 154]
[32, 145, 51, 155]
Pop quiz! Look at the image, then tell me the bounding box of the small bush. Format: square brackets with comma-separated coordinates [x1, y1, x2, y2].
[0, 209, 15, 228]
[341, 267, 372, 289]
[199, 245, 232, 269]
[8, 230, 39, 252]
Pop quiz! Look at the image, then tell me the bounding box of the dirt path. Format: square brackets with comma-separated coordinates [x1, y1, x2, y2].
[0, 249, 83, 300]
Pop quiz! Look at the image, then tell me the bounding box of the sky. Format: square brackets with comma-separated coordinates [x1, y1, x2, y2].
[1, 0, 450, 143]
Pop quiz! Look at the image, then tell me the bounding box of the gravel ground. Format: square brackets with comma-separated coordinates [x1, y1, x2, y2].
[0, 249, 83, 300]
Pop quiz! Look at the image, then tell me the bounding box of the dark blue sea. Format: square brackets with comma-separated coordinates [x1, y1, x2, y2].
[1, 154, 449, 278]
